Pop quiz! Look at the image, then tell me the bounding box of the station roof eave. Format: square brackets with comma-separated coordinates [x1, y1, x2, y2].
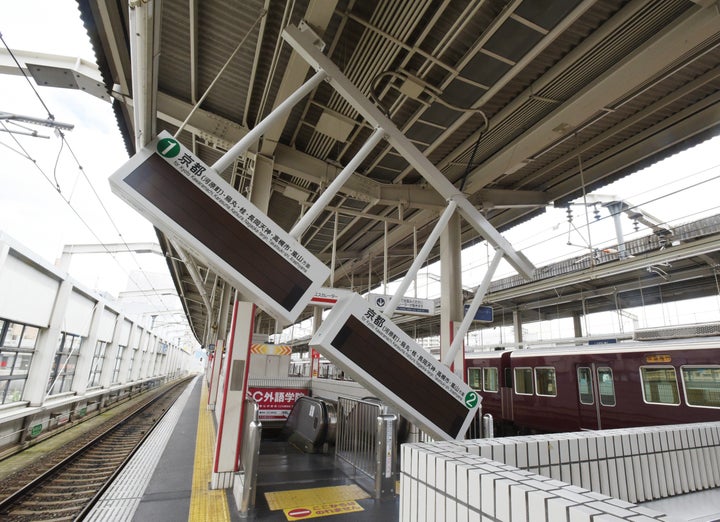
[76, 0, 720, 344]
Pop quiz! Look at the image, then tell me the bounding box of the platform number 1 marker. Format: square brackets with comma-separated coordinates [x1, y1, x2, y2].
[157, 137, 181, 158]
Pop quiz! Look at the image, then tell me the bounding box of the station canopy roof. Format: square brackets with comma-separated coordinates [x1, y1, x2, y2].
[78, 0, 720, 343]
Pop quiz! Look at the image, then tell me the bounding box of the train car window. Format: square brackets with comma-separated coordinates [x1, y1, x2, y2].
[597, 367, 616, 406]
[467, 368, 482, 390]
[483, 367, 499, 393]
[577, 367, 594, 404]
[514, 367, 533, 395]
[681, 366, 720, 408]
[640, 366, 680, 405]
[535, 367, 557, 396]
[504, 367, 512, 388]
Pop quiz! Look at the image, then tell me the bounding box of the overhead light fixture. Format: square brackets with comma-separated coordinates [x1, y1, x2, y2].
[316, 110, 355, 141]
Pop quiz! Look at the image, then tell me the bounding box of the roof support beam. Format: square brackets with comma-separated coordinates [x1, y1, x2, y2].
[128, 0, 160, 149]
[464, 2, 720, 194]
[283, 23, 535, 280]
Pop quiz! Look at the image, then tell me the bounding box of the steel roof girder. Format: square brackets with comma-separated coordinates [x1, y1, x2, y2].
[464, 2, 720, 195]
[282, 23, 535, 280]
[273, 144, 445, 210]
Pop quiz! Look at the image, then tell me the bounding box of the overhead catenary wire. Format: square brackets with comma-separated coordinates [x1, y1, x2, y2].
[0, 36, 175, 315]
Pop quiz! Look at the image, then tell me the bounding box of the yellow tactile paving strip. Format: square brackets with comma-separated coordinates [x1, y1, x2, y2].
[189, 381, 231, 521]
[264, 484, 370, 511]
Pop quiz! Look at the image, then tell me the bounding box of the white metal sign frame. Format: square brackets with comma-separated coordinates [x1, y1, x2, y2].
[310, 293, 480, 441]
[109, 131, 329, 324]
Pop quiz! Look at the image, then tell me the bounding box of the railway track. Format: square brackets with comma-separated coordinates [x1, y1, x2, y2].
[0, 378, 193, 521]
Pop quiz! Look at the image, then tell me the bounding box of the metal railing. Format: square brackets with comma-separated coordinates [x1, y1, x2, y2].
[237, 396, 262, 517]
[335, 396, 397, 498]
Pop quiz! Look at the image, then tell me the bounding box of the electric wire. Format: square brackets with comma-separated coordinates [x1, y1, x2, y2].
[0, 37, 177, 318]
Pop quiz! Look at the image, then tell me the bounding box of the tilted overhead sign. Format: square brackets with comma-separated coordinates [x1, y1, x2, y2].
[109, 131, 329, 324]
[310, 293, 480, 441]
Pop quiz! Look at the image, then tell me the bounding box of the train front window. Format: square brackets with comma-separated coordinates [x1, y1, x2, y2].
[468, 368, 482, 390]
[535, 367, 557, 396]
[597, 367, 616, 406]
[640, 366, 680, 405]
[483, 367, 498, 392]
[681, 366, 720, 408]
[577, 367, 594, 404]
[514, 367, 533, 395]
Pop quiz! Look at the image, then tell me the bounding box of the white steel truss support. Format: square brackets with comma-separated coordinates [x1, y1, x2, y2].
[385, 200, 458, 317]
[442, 249, 504, 367]
[282, 23, 535, 280]
[213, 69, 327, 173]
[290, 126, 385, 239]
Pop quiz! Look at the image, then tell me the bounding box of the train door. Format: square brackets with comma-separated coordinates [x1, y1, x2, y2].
[500, 352, 513, 422]
[575, 364, 601, 430]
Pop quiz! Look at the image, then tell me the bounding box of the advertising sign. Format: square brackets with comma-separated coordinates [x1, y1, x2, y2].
[368, 293, 435, 316]
[109, 131, 329, 323]
[310, 293, 480, 441]
[249, 387, 309, 421]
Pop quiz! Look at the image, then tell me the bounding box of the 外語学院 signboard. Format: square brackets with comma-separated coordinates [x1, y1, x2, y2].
[109, 131, 330, 324]
[310, 293, 480, 441]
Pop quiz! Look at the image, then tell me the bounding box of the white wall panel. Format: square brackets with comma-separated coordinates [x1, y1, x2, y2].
[0, 253, 59, 326]
[119, 319, 133, 346]
[64, 290, 97, 336]
[98, 308, 118, 341]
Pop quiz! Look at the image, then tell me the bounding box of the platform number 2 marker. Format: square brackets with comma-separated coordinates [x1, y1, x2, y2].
[464, 391, 478, 409]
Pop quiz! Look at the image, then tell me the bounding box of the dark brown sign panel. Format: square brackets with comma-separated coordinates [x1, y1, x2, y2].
[124, 154, 310, 311]
[108, 132, 329, 323]
[310, 294, 479, 441]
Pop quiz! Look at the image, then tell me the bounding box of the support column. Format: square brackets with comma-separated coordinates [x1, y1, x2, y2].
[23, 279, 73, 406]
[209, 283, 232, 411]
[573, 311, 583, 340]
[207, 339, 224, 410]
[513, 310, 523, 349]
[439, 213, 464, 377]
[100, 314, 124, 388]
[73, 302, 104, 395]
[212, 153, 274, 488]
[212, 301, 255, 489]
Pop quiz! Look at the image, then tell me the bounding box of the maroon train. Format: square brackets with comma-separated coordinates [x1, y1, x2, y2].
[464, 337, 720, 435]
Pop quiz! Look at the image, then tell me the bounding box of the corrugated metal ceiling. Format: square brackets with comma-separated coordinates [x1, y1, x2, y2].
[79, 0, 720, 343]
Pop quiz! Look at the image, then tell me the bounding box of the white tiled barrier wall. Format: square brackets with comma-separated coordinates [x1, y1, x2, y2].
[400, 422, 720, 522]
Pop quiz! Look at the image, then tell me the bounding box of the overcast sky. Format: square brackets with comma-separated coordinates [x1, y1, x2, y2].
[0, 0, 170, 300]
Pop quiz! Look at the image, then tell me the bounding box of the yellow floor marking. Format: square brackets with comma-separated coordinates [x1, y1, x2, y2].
[284, 500, 364, 520]
[265, 484, 370, 511]
[189, 380, 231, 521]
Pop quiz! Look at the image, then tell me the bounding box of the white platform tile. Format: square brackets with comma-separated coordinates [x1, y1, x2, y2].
[586, 500, 637, 519]
[401, 473, 412, 521]
[403, 423, 720, 522]
[527, 440, 539, 473]
[458, 502, 470, 522]
[468, 466, 481, 515]
[494, 478, 513, 522]
[526, 488, 553, 521]
[567, 503, 602, 522]
[546, 496, 577, 521]
[514, 440, 528, 469]
[410, 476, 421, 522]
[444, 495, 456, 522]
[510, 483, 533, 522]
[479, 473, 499, 517]
[457, 462, 471, 504]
